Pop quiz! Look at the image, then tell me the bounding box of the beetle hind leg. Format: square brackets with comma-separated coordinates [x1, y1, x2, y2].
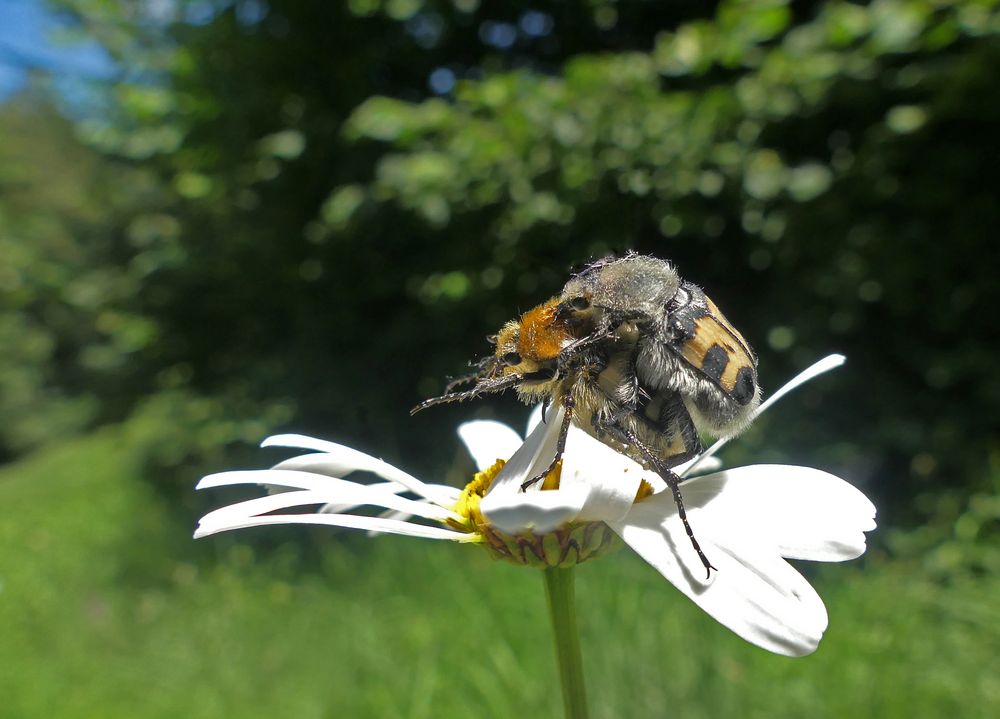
[602, 421, 716, 579]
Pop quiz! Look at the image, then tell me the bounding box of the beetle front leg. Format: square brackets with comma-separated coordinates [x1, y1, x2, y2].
[520, 393, 575, 492]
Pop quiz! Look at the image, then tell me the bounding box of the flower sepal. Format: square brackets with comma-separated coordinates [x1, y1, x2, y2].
[480, 521, 622, 568]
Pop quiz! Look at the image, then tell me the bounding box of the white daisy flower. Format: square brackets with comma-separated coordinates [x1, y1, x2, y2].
[195, 354, 875, 657]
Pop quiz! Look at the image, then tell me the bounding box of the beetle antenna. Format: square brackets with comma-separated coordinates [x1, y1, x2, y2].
[411, 373, 522, 415]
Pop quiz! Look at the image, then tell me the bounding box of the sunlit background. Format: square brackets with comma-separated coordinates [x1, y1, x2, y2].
[1, 0, 998, 716]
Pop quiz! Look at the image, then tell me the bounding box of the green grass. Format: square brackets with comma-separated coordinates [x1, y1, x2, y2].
[1, 428, 997, 718]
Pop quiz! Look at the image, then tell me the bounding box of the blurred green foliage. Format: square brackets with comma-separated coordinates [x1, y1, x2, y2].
[2, 0, 999, 525]
[0, 97, 163, 455]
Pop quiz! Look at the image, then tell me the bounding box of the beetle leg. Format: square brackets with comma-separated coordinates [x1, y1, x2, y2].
[520, 393, 575, 492]
[605, 422, 716, 579]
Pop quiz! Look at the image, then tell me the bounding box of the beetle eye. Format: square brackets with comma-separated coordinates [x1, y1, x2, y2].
[570, 296, 590, 310]
[501, 351, 522, 366]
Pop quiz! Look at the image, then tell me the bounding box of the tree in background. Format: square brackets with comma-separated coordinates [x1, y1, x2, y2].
[4, 0, 998, 541]
[0, 94, 162, 457]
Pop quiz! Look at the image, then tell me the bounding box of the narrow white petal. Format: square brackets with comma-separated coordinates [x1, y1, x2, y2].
[612, 493, 829, 656]
[680, 465, 877, 561]
[755, 354, 846, 417]
[195, 512, 472, 541]
[683, 354, 845, 476]
[481, 486, 590, 534]
[235, 474, 459, 514]
[423, 483, 462, 503]
[270, 474, 402, 496]
[270, 454, 410, 483]
[197, 479, 458, 524]
[315, 481, 458, 514]
[675, 454, 722, 476]
[365, 508, 414, 536]
[359, 504, 460, 537]
[200, 489, 338, 527]
[261, 434, 453, 504]
[457, 420, 524, 472]
[198, 469, 340, 492]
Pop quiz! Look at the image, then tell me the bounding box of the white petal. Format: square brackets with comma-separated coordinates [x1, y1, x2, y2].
[559, 427, 644, 523]
[257, 478, 458, 514]
[278, 480, 398, 504]
[680, 465, 877, 561]
[611, 493, 829, 656]
[358, 503, 461, 537]
[195, 512, 472, 541]
[197, 475, 458, 524]
[200, 489, 337, 528]
[480, 486, 590, 534]
[198, 469, 344, 492]
[261, 434, 454, 505]
[753, 354, 846, 418]
[315, 481, 460, 512]
[305, 479, 454, 521]
[420, 483, 462, 502]
[457, 420, 523, 472]
[423, 483, 462, 502]
[675, 454, 722, 476]
[271, 454, 408, 481]
[365, 508, 414, 536]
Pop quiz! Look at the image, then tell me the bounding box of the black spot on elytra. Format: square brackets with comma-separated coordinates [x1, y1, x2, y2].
[702, 344, 730, 382]
[733, 366, 757, 405]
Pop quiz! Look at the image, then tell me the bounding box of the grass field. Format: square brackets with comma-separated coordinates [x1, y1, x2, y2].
[1, 427, 997, 718]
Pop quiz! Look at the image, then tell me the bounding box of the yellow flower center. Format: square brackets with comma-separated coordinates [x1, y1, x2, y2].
[449, 458, 508, 535]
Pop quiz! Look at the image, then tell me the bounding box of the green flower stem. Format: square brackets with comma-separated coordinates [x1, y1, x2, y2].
[544, 567, 590, 719]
